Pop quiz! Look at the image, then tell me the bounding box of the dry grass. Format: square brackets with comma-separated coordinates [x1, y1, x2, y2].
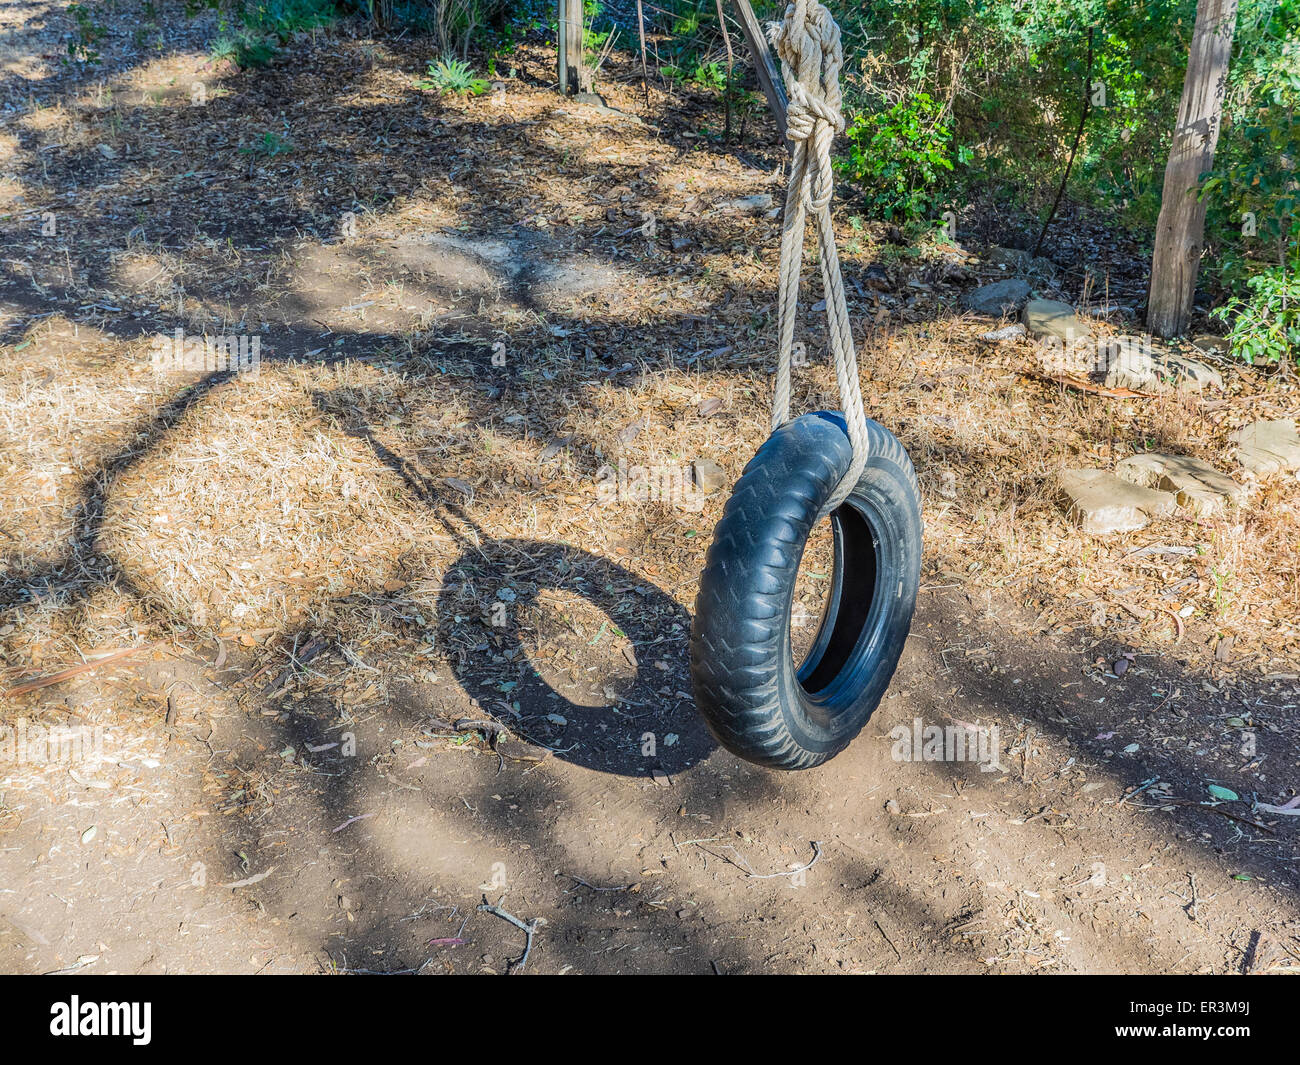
[0, 24, 1296, 719]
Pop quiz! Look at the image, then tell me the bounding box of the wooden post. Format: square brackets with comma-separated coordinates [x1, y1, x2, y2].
[558, 0, 585, 95]
[1147, 0, 1238, 338]
[732, 0, 789, 145]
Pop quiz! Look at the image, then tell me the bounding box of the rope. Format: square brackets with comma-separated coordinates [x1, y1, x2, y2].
[769, 0, 867, 513]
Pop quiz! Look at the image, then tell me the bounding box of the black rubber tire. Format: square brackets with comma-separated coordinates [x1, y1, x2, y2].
[690, 411, 922, 770]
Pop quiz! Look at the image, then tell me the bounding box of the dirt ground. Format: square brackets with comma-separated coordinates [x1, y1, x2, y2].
[1, 2, 1299, 975]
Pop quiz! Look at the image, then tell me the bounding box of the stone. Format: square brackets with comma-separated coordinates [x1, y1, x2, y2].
[1156, 352, 1223, 392]
[1115, 453, 1249, 517]
[1091, 340, 1222, 393]
[1232, 419, 1300, 478]
[1192, 334, 1231, 356]
[1101, 339, 1159, 390]
[1082, 301, 1137, 319]
[985, 246, 1055, 277]
[978, 323, 1027, 343]
[716, 193, 773, 214]
[692, 458, 728, 493]
[962, 279, 1031, 316]
[1024, 299, 1092, 342]
[986, 246, 1028, 268]
[1058, 468, 1177, 534]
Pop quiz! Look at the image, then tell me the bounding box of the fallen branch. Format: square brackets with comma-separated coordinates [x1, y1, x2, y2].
[1165, 801, 1276, 834]
[1023, 368, 1146, 398]
[477, 897, 539, 974]
[3, 643, 156, 697]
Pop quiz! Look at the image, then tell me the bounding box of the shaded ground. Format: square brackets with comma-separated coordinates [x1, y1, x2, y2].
[1, 2, 1299, 974]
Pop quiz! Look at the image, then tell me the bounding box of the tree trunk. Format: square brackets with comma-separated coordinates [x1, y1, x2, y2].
[1147, 0, 1238, 338]
[558, 0, 585, 95]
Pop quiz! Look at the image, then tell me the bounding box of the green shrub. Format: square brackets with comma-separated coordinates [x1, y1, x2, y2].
[839, 93, 965, 222]
[1212, 261, 1300, 367]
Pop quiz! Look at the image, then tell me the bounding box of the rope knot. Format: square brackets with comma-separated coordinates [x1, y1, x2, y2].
[769, 3, 867, 512]
[785, 81, 844, 143]
[772, 0, 844, 137]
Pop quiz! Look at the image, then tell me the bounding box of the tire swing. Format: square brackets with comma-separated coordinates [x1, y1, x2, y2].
[690, 1, 922, 770]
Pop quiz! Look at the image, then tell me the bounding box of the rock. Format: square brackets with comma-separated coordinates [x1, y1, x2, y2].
[692, 458, 728, 493]
[1024, 299, 1092, 342]
[863, 263, 891, 290]
[978, 323, 1027, 343]
[1083, 302, 1137, 319]
[1192, 333, 1231, 355]
[984, 246, 1055, 277]
[986, 246, 1028, 268]
[1232, 419, 1300, 478]
[1058, 469, 1177, 534]
[1156, 352, 1223, 392]
[962, 279, 1031, 316]
[1115, 453, 1249, 517]
[1092, 339, 1222, 393]
[1101, 338, 1159, 390]
[716, 193, 773, 214]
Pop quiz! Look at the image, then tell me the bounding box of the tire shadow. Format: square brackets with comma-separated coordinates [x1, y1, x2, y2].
[436, 538, 714, 776]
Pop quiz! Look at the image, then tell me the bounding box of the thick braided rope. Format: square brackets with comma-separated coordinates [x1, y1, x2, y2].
[769, 0, 867, 514]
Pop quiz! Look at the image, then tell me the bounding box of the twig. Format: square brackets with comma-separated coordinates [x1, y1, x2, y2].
[636, 0, 651, 110]
[716, 0, 735, 141]
[477, 897, 539, 974]
[1033, 25, 1095, 258]
[332, 813, 375, 833]
[1170, 800, 1276, 834]
[1118, 777, 1159, 807]
[746, 840, 823, 879]
[560, 873, 634, 892]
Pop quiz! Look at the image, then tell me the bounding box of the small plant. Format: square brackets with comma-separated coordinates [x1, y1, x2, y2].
[416, 58, 489, 96]
[210, 31, 277, 69]
[67, 2, 107, 64]
[1212, 262, 1300, 367]
[240, 130, 294, 156]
